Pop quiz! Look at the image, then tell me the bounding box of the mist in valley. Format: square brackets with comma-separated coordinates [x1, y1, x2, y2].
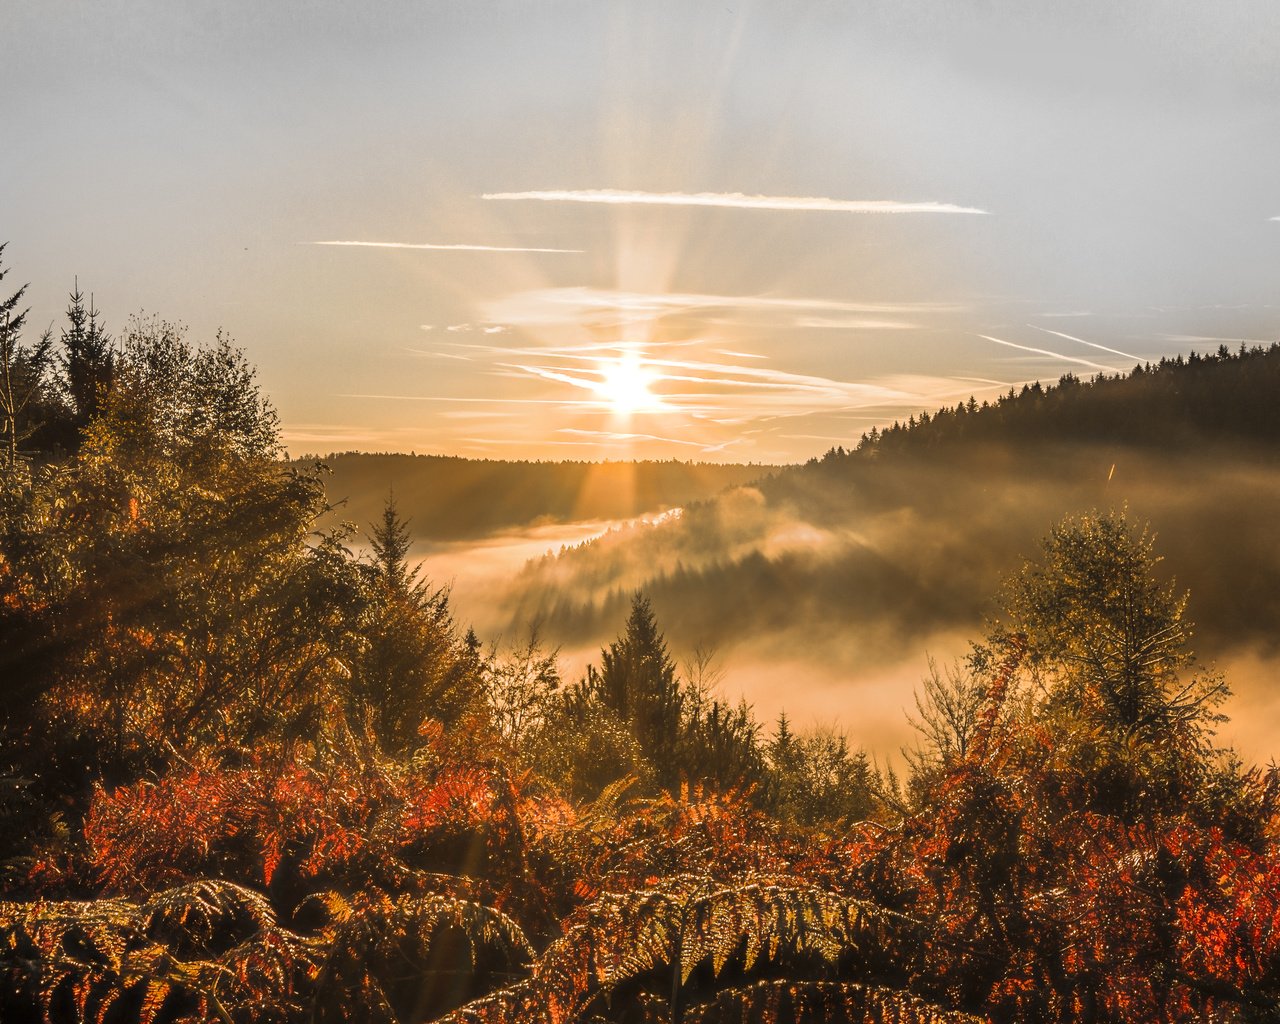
[418, 442, 1280, 766]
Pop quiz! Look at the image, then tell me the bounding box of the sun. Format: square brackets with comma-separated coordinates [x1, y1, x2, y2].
[594, 354, 663, 414]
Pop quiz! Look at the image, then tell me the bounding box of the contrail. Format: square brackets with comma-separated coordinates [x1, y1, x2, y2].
[1027, 324, 1139, 362]
[482, 189, 989, 215]
[977, 334, 1120, 373]
[308, 240, 582, 254]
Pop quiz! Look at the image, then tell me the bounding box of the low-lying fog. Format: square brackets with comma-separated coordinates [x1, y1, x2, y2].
[406, 444, 1280, 768]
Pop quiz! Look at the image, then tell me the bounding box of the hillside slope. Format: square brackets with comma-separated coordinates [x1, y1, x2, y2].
[306, 453, 777, 541]
[504, 345, 1280, 667]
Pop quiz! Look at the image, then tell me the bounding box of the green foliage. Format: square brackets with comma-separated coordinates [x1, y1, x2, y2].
[677, 690, 766, 798]
[685, 980, 985, 1024]
[0, 317, 361, 792]
[968, 509, 1235, 825]
[0, 879, 312, 1024]
[435, 875, 924, 1024]
[482, 625, 562, 749]
[59, 280, 114, 430]
[527, 690, 655, 802]
[590, 594, 685, 786]
[353, 491, 484, 749]
[0, 247, 59, 475]
[842, 341, 1280, 459]
[369, 487, 414, 593]
[995, 508, 1223, 742]
[765, 717, 879, 831]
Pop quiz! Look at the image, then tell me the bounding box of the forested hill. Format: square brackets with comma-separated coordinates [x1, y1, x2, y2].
[812, 342, 1280, 468]
[305, 452, 775, 540]
[506, 343, 1280, 663]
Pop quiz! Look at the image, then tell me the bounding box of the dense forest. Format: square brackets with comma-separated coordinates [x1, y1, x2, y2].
[310, 454, 772, 543]
[506, 346, 1280, 681]
[2, 251, 1279, 1023]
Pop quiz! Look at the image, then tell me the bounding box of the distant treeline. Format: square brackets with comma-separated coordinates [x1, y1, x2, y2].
[508, 344, 1280, 662]
[307, 451, 776, 540]
[828, 342, 1280, 464]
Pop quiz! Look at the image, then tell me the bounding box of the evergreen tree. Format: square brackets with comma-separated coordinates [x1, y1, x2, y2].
[0, 248, 53, 472]
[369, 487, 415, 594]
[355, 490, 479, 748]
[60, 279, 113, 427]
[589, 593, 684, 786]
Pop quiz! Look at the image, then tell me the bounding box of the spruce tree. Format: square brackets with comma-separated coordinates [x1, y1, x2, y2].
[369, 487, 415, 595]
[60, 279, 113, 427]
[0, 247, 54, 471]
[591, 593, 683, 786]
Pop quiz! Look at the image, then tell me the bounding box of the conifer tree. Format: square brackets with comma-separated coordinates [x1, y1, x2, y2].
[355, 489, 478, 748]
[369, 487, 415, 594]
[60, 279, 113, 427]
[590, 593, 684, 785]
[0, 248, 51, 472]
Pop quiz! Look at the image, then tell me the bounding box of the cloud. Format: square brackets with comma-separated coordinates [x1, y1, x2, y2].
[338, 393, 592, 406]
[978, 334, 1122, 373]
[482, 189, 989, 215]
[307, 240, 583, 254]
[557, 427, 705, 448]
[1027, 324, 1140, 362]
[484, 286, 960, 329]
[405, 347, 473, 361]
[278, 423, 407, 448]
[794, 316, 920, 330]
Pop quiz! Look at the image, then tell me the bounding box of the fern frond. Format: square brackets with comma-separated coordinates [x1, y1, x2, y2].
[683, 980, 988, 1023]
[437, 875, 917, 1024]
[1, 881, 315, 1024]
[142, 878, 279, 948]
[307, 890, 533, 1024]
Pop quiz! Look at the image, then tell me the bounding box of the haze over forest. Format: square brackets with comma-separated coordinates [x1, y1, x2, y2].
[5, 3, 1280, 1022]
[320, 348, 1280, 765]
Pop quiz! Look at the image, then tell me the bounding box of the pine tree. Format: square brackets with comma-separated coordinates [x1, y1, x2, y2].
[591, 593, 684, 786]
[0, 245, 27, 341]
[369, 488, 415, 595]
[60, 279, 113, 427]
[0, 246, 55, 473]
[356, 489, 477, 747]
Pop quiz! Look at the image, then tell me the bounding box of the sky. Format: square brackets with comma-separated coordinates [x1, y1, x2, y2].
[4, 0, 1280, 464]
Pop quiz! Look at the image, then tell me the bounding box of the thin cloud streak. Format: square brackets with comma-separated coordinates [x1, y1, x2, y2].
[338, 392, 602, 407]
[484, 286, 963, 329]
[308, 240, 583, 254]
[978, 334, 1121, 374]
[482, 189, 989, 215]
[1027, 324, 1139, 362]
[558, 428, 704, 447]
[794, 316, 920, 330]
[405, 348, 473, 361]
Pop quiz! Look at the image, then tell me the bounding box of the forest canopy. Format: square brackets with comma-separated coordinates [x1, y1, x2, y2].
[1, 253, 1277, 1023]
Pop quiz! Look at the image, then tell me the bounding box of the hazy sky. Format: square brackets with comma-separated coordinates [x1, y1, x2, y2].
[5, 0, 1280, 463]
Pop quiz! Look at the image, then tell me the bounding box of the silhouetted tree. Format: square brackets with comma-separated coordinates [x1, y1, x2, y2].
[0, 249, 55, 474]
[589, 593, 684, 787]
[352, 490, 482, 749]
[59, 279, 113, 428]
[990, 508, 1227, 745]
[369, 487, 414, 593]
